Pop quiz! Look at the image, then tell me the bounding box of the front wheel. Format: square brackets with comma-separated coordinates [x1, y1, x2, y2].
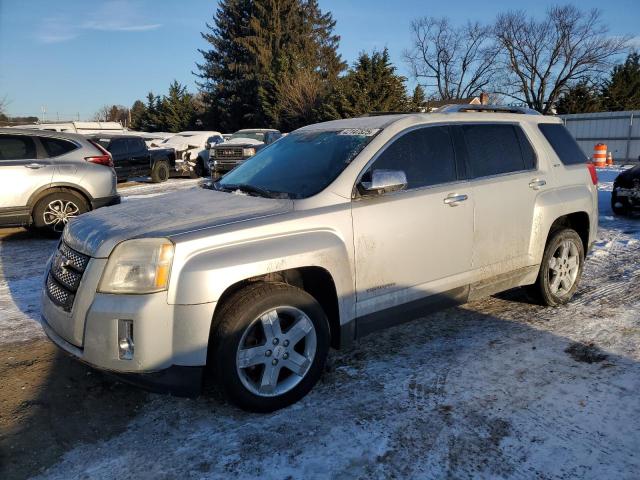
[530, 228, 585, 306]
[611, 191, 630, 216]
[210, 282, 330, 412]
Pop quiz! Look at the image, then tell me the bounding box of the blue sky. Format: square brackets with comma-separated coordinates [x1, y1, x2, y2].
[1, 0, 638, 120]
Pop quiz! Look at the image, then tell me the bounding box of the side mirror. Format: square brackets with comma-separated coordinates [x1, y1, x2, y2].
[358, 169, 408, 195]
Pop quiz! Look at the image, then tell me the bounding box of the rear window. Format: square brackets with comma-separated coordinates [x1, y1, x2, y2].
[0, 135, 37, 160]
[126, 138, 145, 152]
[538, 123, 587, 165]
[39, 137, 78, 157]
[461, 124, 530, 178]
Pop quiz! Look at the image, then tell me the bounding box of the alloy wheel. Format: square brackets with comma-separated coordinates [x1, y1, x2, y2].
[548, 239, 580, 295]
[236, 306, 317, 397]
[43, 199, 80, 232]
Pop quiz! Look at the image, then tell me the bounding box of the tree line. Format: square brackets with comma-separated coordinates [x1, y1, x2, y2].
[94, 2, 636, 133]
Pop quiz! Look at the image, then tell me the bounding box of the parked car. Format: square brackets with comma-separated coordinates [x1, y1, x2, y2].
[611, 164, 640, 215]
[40, 106, 597, 412]
[209, 128, 282, 178]
[156, 131, 224, 177]
[0, 128, 119, 234]
[90, 135, 177, 183]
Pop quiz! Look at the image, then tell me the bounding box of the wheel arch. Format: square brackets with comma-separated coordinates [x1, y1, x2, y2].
[28, 184, 93, 214]
[211, 266, 343, 350]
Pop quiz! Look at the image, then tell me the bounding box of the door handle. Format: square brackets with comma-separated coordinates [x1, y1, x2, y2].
[443, 193, 468, 206]
[24, 163, 45, 169]
[528, 178, 547, 190]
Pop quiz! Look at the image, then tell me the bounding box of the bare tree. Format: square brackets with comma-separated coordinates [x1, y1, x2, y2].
[404, 18, 499, 100]
[494, 6, 629, 114]
[277, 69, 324, 125]
[93, 104, 129, 125]
[0, 95, 8, 119]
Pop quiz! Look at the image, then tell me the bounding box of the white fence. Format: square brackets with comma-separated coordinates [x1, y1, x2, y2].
[560, 110, 640, 164]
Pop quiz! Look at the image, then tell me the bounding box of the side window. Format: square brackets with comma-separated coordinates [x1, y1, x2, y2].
[0, 135, 37, 160]
[39, 137, 78, 157]
[368, 126, 457, 189]
[515, 127, 537, 170]
[462, 124, 527, 178]
[126, 138, 144, 153]
[108, 139, 127, 156]
[538, 123, 588, 165]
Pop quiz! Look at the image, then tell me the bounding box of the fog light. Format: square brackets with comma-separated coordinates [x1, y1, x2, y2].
[118, 319, 134, 360]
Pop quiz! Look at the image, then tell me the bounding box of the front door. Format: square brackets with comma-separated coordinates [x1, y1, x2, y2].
[127, 138, 150, 176]
[352, 125, 474, 325]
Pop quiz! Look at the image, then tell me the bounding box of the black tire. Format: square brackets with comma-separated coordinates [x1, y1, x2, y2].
[150, 160, 170, 183]
[611, 191, 630, 216]
[189, 157, 205, 179]
[210, 282, 330, 412]
[32, 190, 89, 236]
[529, 228, 585, 306]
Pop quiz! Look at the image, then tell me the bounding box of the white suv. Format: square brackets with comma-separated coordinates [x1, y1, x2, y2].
[40, 106, 598, 411]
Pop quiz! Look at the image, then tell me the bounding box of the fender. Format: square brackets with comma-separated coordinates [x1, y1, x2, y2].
[167, 229, 355, 325]
[528, 184, 594, 264]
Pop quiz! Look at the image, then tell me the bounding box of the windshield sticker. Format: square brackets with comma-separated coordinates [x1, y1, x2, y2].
[338, 128, 380, 137]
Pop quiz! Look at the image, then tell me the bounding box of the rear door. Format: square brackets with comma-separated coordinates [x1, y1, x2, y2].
[0, 134, 53, 212]
[105, 138, 129, 179]
[127, 138, 149, 176]
[454, 123, 543, 278]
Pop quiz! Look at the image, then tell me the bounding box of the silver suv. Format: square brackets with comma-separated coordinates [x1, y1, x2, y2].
[40, 106, 598, 411]
[0, 129, 119, 234]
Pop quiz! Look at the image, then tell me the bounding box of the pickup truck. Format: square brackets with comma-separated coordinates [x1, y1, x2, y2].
[91, 135, 177, 183]
[42, 105, 597, 412]
[209, 129, 282, 178]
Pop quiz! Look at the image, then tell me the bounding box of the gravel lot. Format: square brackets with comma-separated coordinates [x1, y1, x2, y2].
[1, 171, 639, 479]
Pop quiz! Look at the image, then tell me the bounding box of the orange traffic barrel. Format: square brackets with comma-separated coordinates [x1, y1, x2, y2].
[593, 143, 607, 167]
[606, 151, 614, 166]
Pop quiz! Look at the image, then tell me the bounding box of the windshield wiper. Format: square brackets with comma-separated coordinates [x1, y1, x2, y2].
[215, 183, 286, 199]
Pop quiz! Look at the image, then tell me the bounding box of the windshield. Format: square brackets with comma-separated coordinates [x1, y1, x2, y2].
[230, 131, 265, 142]
[218, 128, 380, 199]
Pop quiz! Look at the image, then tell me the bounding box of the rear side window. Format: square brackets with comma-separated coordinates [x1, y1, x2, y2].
[39, 137, 78, 157]
[127, 138, 145, 152]
[461, 124, 529, 178]
[0, 135, 37, 160]
[370, 126, 457, 189]
[538, 123, 587, 165]
[107, 139, 127, 156]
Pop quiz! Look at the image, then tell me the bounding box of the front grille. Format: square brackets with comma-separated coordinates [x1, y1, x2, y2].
[46, 242, 90, 312]
[214, 147, 243, 159]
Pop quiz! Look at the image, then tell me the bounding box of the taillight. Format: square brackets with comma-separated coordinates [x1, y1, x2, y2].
[87, 140, 114, 168]
[586, 163, 598, 185]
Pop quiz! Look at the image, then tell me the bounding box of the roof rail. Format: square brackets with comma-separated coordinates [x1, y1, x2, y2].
[361, 111, 425, 117]
[437, 104, 541, 115]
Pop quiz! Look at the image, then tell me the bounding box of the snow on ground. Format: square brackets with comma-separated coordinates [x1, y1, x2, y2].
[0, 178, 205, 345]
[3, 169, 640, 479]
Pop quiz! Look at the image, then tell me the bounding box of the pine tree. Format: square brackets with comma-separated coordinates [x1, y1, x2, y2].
[555, 82, 603, 114]
[602, 52, 640, 111]
[140, 92, 163, 131]
[410, 85, 426, 111]
[161, 81, 196, 133]
[196, 0, 257, 132]
[129, 100, 147, 131]
[196, 0, 345, 131]
[337, 49, 409, 117]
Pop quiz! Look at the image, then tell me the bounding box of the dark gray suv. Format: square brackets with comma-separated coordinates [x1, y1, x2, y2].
[0, 128, 120, 234]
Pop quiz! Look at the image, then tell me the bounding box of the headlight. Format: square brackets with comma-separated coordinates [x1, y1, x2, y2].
[98, 239, 174, 294]
[243, 147, 256, 157]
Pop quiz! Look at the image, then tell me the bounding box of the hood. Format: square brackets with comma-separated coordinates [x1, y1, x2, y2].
[221, 138, 264, 146]
[63, 188, 293, 258]
[615, 165, 640, 186]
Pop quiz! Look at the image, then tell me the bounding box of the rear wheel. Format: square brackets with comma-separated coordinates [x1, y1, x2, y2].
[210, 282, 330, 412]
[32, 190, 88, 235]
[530, 228, 584, 306]
[151, 160, 170, 183]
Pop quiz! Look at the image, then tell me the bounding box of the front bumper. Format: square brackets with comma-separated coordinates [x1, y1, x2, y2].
[91, 194, 121, 210]
[40, 266, 216, 396]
